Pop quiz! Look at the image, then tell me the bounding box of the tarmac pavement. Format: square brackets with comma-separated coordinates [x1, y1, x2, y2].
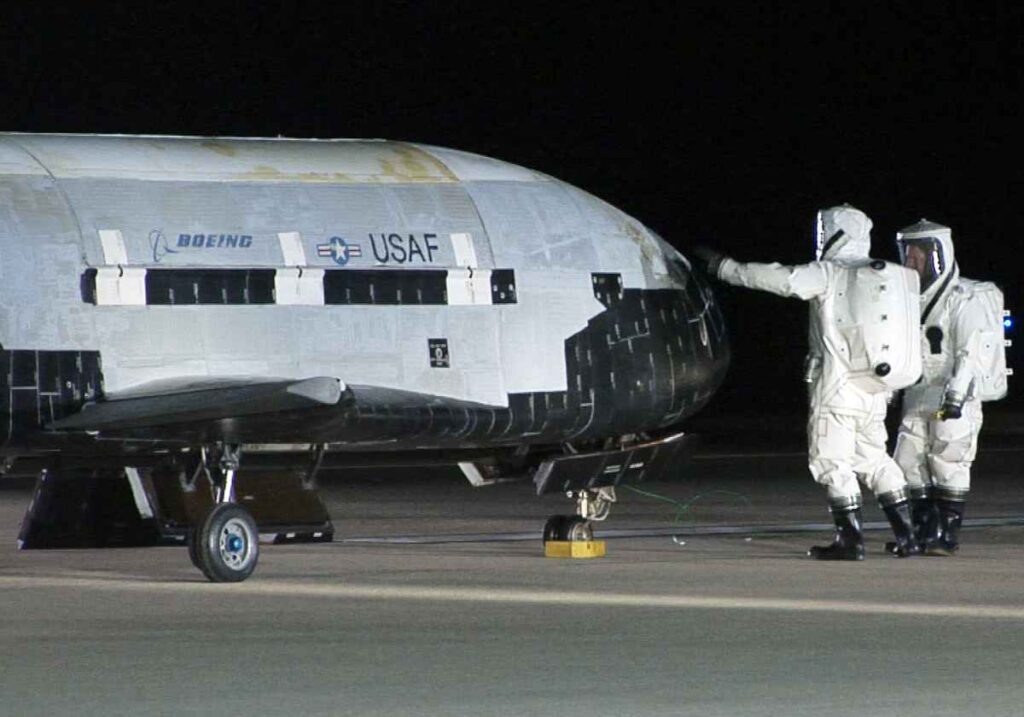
[2, 436, 1024, 716]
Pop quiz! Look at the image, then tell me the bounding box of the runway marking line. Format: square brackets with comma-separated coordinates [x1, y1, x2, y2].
[1, 575, 1022, 620]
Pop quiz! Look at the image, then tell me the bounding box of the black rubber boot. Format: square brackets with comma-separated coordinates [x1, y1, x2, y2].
[886, 491, 939, 554]
[883, 501, 923, 557]
[808, 507, 865, 561]
[911, 495, 940, 547]
[927, 499, 965, 556]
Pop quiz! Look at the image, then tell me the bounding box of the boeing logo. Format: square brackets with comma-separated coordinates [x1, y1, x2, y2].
[149, 230, 178, 264]
[177, 233, 253, 249]
[317, 236, 363, 266]
[149, 230, 254, 263]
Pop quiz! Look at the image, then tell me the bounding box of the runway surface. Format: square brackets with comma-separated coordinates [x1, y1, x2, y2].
[2, 437, 1024, 716]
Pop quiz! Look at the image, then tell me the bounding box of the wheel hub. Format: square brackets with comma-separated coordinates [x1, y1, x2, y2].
[218, 517, 254, 570]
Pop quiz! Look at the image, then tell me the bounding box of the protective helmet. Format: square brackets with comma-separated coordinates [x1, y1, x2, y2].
[896, 219, 958, 301]
[814, 205, 872, 263]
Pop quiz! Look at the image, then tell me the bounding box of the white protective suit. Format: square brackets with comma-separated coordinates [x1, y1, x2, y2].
[715, 206, 913, 509]
[894, 221, 985, 500]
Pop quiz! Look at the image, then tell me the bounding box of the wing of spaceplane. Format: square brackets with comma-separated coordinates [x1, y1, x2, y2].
[48, 376, 345, 431]
[47, 376, 505, 446]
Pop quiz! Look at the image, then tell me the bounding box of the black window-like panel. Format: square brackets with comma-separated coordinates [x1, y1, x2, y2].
[145, 269, 276, 305]
[246, 271, 276, 304]
[370, 271, 401, 305]
[490, 269, 517, 304]
[323, 270, 373, 305]
[83, 267, 515, 307]
[196, 270, 237, 304]
[37, 351, 60, 393]
[11, 351, 37, 387]
[147, 270, 195, 305]
[591, 273, 623, 307]
[412, 270, 449, 305]
[81, 269, 98, 304]
[324, 269, 448, 306]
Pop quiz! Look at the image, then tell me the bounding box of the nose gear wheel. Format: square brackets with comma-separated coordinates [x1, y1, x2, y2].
[542, 515, 594, 542]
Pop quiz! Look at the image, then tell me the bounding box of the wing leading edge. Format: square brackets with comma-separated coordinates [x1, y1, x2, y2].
[49, 376, 345, 432]
[46, 376, 506, 447]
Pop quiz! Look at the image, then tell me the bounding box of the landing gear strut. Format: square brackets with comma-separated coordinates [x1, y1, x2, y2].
[187, 444, 260, 582]
[542, 487, 616, 543]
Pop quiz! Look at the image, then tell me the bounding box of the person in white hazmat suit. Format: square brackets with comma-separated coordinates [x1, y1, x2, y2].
[893, 220, 1004, 555]
[695, 205, 923, 559]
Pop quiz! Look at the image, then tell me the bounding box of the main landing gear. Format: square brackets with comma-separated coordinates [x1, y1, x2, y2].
[542, 487, 616, 544]
[186, 444, 260, 582]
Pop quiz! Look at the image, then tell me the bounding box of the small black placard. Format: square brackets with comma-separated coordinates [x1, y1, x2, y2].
[429, 339, 450, 368]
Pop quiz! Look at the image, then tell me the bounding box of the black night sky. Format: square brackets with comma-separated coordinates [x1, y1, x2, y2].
[2, 3, 1021, 420]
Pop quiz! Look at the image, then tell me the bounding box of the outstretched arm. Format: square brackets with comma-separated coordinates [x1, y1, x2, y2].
[716, 258, 829, 301]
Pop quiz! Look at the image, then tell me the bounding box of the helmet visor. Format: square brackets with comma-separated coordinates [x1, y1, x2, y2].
[898, 237, 946, 292]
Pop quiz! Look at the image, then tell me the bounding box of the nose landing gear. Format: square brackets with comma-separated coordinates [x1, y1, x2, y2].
[542, 487, 615, 544]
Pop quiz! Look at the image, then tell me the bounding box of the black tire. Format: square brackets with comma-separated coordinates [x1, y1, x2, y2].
[543, 515, 568, 542]
[187, 528, 201, 569]
[193, 503, 259, 583]
[562, 516, 593, 542]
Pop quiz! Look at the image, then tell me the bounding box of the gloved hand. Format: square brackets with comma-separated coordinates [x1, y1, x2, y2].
[935, 392, 964, 421]
[691, 245, 726, 277]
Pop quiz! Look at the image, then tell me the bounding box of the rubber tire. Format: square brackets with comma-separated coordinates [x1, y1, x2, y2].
[543, 515, 568, 542]
[562, 516, 593, 542]
[187, 528, 201, 569]
[194, 503, 260, 583]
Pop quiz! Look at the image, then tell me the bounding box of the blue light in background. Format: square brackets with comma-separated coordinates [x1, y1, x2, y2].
[1005, 317, 1014, 329]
